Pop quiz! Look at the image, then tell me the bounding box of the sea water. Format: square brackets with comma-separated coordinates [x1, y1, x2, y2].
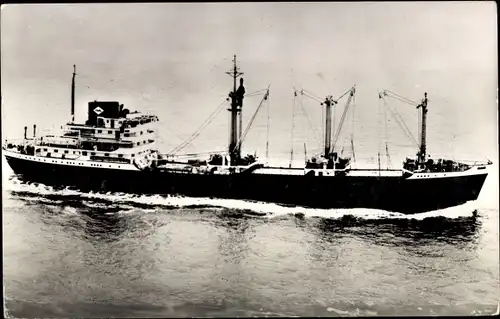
[3, 160, 499, 317]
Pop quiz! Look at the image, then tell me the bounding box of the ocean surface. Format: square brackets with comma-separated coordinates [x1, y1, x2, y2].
[2, 159, 499, 318]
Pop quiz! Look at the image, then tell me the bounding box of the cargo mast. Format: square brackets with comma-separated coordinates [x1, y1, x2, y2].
[226, 55, 244, 164]
[71, 65, 76, 123]
[323, 96, 334, 157]
[416, 92, 428, 166]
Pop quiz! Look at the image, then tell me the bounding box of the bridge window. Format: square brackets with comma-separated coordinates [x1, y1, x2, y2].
[43, 148, 47, 151]
[91, 152, 96, 156]
[124, 133, 130, 137]
[108, 130, 112, 134]
[54, 149, 58, 153]
[118, 154, 123, 158]
[104, 153, 109, 157]
[137, 142, 140, 146]
[98, 130, 102, 133]
[82, 151, 88, 156]
[64, 150, 69, 154]
[140, 131, 143, 135]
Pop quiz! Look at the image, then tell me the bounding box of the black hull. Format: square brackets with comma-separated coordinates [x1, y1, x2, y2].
[5, 155, 488, 214]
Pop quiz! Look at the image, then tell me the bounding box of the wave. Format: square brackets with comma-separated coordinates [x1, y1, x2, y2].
[4, 175, 480, 221]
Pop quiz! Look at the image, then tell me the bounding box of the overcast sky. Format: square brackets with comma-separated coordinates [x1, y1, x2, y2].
[1, 2, 497, 162]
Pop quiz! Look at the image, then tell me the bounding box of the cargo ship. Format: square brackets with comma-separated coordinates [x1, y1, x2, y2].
[2, 57, 492, 214]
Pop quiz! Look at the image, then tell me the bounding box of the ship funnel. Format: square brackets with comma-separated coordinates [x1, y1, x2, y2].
[24, 126, 27, 139]
[33, 124, 37, 138]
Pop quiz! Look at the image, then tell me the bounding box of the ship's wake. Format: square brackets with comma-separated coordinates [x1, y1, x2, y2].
[4, 175, 482, 221]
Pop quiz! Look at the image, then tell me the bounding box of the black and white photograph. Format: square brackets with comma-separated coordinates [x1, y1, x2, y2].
[2, 2, 498, 317]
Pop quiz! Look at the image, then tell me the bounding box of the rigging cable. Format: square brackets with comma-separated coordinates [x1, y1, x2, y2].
[236, 87, 270, 152]
[417, 106, 421, 146]
[382, 90, 421, 147]
[383, 93, 392, 168]
[300, 89, 324, 103]
[392, 106, 418, 146]
[246, 88, 269, 96]
[303, 96, 307, 157]
[302, 92, 308, 161]
[297, 92, 314, 162]
[384, 90, 419, 106]
[289, 90, 297, 167]
[332, 87, 355, 151]
[169, 99, 228, 154]
[333, 97, 336, 153]
[299, 88, 325, 152]
[376, 93, 381, 176]
[350, 92, 356, 162]
[321, 99, 324, 151]
[266, 91, 270, 161]
[378, 93, 382, 170]
[380, 96, 420, 148]
[296, 91, 322, 150]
